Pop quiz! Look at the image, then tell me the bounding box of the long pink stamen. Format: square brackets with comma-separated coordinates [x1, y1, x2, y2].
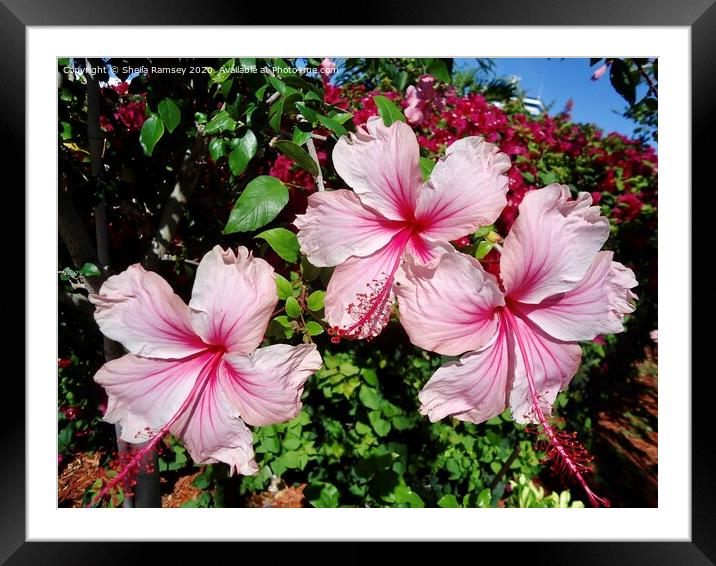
[502, 308, 610, 508]
[88, 351, 220, 507]
[329, 233, 410, 342]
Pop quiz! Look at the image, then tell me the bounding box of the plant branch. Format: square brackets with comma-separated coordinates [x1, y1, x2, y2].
[305, 137, 325, 192]
[634, 60, 658, 98]
[142, 133, 207, 271]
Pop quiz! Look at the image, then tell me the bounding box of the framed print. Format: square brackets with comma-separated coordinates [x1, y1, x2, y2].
[7, 0, 710, 562]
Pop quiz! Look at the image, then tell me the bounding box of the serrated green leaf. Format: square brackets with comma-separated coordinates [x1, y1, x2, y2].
[139, 115, 164, 156]
[368, 410, 391, 437]
[285, 296, 301, 319]
[255, 227, 299, 263]
[373, 95, 405, 127]
[274, 140, 319, 177]
[224, 176, 288, 234]
[158, 98, 181, 133]
[307, 290, 325, 311]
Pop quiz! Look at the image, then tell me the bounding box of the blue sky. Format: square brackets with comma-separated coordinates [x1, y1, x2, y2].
[456, 58, 650, 142]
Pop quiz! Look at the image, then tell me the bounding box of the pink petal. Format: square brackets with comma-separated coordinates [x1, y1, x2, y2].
[415, 137, 510, 241]
[324, 232, 410, 340]
[404, 232, 454, 264]
[506, 311, 582, 424]
[515, 251, 638, 341]
[171, 375, 258, 476]
[189, 246, 277, 355]
[418, 321, 510, 423]
[220, 344, 322, 426]
[396, 251, 503, 356]
[95, 350, 215, 443]
[90, 265, 205, 359]
[501, 185, 610, 304]
[294, 189, 403, 267]
[332, 116, 422, 220]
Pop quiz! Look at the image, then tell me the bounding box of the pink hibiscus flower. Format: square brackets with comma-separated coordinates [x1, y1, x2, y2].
[89, 246, 322, 503]
[396, 185, 638, 506]
[295, 116, 510, 341]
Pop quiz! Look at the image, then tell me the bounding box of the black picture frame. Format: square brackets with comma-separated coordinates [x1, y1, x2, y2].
[7, 0, 709, 563]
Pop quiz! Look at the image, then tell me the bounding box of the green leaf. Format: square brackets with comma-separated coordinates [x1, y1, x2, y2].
[285, 296, 302, 319]
[210, 58, 235, 84]
[539, 171, 559, 185]
[158, 98, 181, 133]
[274, 140, 319, 177]
[295, 102, 318, 124]
[358, 385, 380, 410]
[79, 262, 101, 277]
[609, 59, 637, 106]
[474, 224, 494, 238]
[228, 130, 258, 176]
[426, 59, 450, 82]
[292, 127, 312, 146]
[307, 481, 339, 508]
[275, 274, 293, 300]
[208, 138, 226, 162]
[139, 115, 164, 156]
[437, 494, 460, 508]
[475, 240, 493, 259]
[477, 488, 492, 508]
[255, 227, 299, 263]
[204, 110, 236, 135]
[224, 176, 289, 234]
[307, 290, 325, 311]
[191, 474, 211, 490]
[373, 95, 405, 127]
[419, 157, 435, 181]
[368, 410, 391, 437]
[268, 99, 284, 132]
[305, 321, 324, 336]
[315, 113, 348, 137]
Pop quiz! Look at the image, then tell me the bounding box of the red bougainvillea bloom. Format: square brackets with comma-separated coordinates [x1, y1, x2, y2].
[89, 246, 322, 502]
[396, 185, 638, 506]
[295, 116, 510, 341]
[404, 74, 441, 125]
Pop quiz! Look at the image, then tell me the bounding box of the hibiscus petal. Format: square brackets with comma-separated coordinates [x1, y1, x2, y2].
[90, 265, 205, 359]
[95, 351, 214, 443]
[506, 312, 582, 424]
[324, 231, 410, 340]
[171, 376, 258, 476]
[404, 233, 454, 264]
[418, 322, 511, 424]
[294, 189, 403, 267]
[415, 137, 510, 241]
[501, 185, 610, 304]
[220, 344, 322, 426]
[396, 251, 503, 356]
[189, 246, 277, 355]
[515, 251, 639, 341]
[332, 116, 422, 220]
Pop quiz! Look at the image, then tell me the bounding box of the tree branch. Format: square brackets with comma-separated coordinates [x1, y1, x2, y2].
[142, 133, 207, 271]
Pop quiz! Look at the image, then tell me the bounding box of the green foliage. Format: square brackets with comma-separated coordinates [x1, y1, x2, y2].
[224, 176, 289, 234]
[373, 95, 405, 127]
